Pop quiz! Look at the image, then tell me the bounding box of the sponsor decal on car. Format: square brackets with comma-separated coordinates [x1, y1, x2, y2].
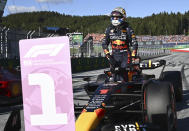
[114, 122, 147, 131]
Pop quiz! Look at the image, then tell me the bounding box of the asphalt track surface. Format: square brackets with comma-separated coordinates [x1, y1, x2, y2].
[0, 52, 189, 131]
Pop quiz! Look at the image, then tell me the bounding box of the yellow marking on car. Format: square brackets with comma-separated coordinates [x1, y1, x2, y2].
[135, 122, 139, 130]
[76, 112, 100, 131]
[149, 60, 152, 68]
[11, 82, 21, 97]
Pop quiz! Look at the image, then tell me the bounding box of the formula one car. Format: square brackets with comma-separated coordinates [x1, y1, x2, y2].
[74, 58, 183, 131]
[0, 67, 22, 113]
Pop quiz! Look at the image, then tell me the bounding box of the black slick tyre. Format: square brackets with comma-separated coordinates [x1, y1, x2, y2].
[144, 81, 177, 131]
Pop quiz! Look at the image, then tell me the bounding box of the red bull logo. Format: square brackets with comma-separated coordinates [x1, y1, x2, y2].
[113, 40, 125, 45]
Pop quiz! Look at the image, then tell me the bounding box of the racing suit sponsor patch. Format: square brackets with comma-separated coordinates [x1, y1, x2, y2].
[110, 35, 127, 40]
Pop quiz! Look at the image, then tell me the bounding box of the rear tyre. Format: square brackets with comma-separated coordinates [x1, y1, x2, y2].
[161, 71, 183, 102]
[144, 81, 177, 131]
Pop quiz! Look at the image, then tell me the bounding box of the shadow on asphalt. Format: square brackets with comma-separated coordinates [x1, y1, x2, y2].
[72, 75, 94, 79]
[177, 117, 189, 131]
[177, 64, 189, 111]
[177, 64, 189, 131]
[73, 87, 85, 93]
[176, 90, 189, 111]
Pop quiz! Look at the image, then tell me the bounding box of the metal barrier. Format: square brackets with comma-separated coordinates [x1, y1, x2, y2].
[71, 48, 171, 73]
[0, 47, 171, 73]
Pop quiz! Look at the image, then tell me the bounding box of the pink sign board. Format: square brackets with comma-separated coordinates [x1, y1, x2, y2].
[19, 37, 75, 131]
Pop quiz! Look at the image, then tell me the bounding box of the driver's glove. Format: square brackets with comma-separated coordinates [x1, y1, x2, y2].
[131, 50, 137, 63]
[131, 50, 137, 58]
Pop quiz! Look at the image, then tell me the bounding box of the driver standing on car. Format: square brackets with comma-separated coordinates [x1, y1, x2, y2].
[102, 7, 138, 82]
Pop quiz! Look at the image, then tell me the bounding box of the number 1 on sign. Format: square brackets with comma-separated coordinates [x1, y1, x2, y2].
[28, 73, 67, 126]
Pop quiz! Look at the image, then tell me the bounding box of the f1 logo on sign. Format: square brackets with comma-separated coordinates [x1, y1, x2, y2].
[19, 37, 75, 131]
[24, 44, 65, 58]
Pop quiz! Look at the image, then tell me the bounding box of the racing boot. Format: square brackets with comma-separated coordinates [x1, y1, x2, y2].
[120, 68, 128, 82]
[110, 65, 116, 82]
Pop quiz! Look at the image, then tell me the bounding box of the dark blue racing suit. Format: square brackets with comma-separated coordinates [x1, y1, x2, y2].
[102, 21, 138, 81]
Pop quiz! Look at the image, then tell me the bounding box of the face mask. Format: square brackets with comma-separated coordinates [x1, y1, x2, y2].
[111, 17, 123, 26]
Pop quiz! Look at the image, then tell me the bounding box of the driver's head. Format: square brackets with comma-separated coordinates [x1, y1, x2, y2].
[110, 7, 126, 26]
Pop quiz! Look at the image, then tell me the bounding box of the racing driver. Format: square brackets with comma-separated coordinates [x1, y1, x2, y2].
[102, 7, 138, 82]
